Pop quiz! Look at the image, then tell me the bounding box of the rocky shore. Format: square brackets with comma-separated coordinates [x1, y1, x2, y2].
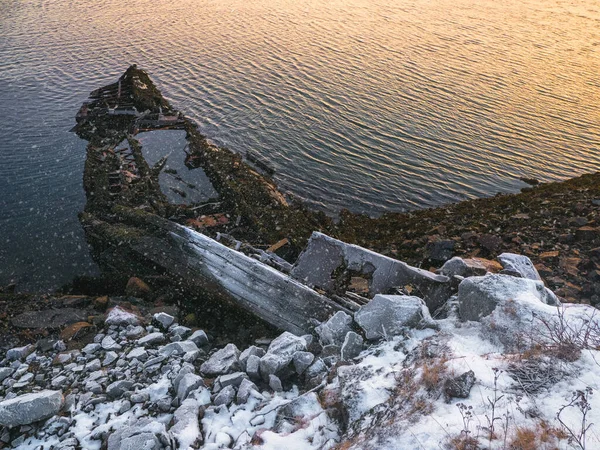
[1, 255, 599, 449]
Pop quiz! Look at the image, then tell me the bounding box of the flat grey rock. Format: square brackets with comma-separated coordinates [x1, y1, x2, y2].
[292, 352, 314, 375]
[239, 345, 265, 371]
[106, 380, 133, 399]
[170, 325, 192, 338]
[126, 347, 148, 361]
[81, 343, 101, 355]
[7, 345, 34, 361]
[237, 378, 259, 404]
[101, 335, 122, 351]
[159, 341, 199, 357]
[245, 355, 261, 380]
[269, 374, 283, 392]
[138, 332, 165, 346]
[0, 390, 63, 427]
[187, 330, 209, 347]
[218, 372, 248, 389]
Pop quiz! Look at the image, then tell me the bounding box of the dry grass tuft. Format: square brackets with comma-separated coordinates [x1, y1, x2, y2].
[447, 433, 481, 450]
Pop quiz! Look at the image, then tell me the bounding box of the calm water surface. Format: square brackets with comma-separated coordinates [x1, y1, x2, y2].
[1, 0, 599, 290]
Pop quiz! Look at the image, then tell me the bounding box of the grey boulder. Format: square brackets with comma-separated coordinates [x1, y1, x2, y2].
[200, 343, 240, 377]
[458, 274, 559, 322]
[497, 253, 542, 281]
[0, 390, 63, 427]
[259, 332, 307, 378]
[354, 295, 430, 340]
[107, 420, 168, 450]
[176, 373, 204, 402]
[315, 311, 353, 346]
[341, 331, 364, 360]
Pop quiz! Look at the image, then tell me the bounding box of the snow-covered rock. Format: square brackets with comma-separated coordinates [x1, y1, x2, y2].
[458, 274, 559, 322]
[107, 419, 168, 450]
[171, 398, 203, 449]
[105, 307, 140, 327]
[497, 253, 542, 281]
[153, 312, 175, 330]
[0, 390, 63, 427]
[354, 295, 430, 340]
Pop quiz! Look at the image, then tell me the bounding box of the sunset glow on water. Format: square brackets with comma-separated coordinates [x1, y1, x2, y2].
[0, 0, 599, 289]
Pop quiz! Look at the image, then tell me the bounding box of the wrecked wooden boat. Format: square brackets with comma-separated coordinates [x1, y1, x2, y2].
[74, 66, 456, 335]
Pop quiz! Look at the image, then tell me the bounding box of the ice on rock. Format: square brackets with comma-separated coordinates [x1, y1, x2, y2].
[458, 274, 559, 322]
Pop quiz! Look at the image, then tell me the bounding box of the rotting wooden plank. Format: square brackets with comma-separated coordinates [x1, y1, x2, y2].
[118, 213, 349, 335]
